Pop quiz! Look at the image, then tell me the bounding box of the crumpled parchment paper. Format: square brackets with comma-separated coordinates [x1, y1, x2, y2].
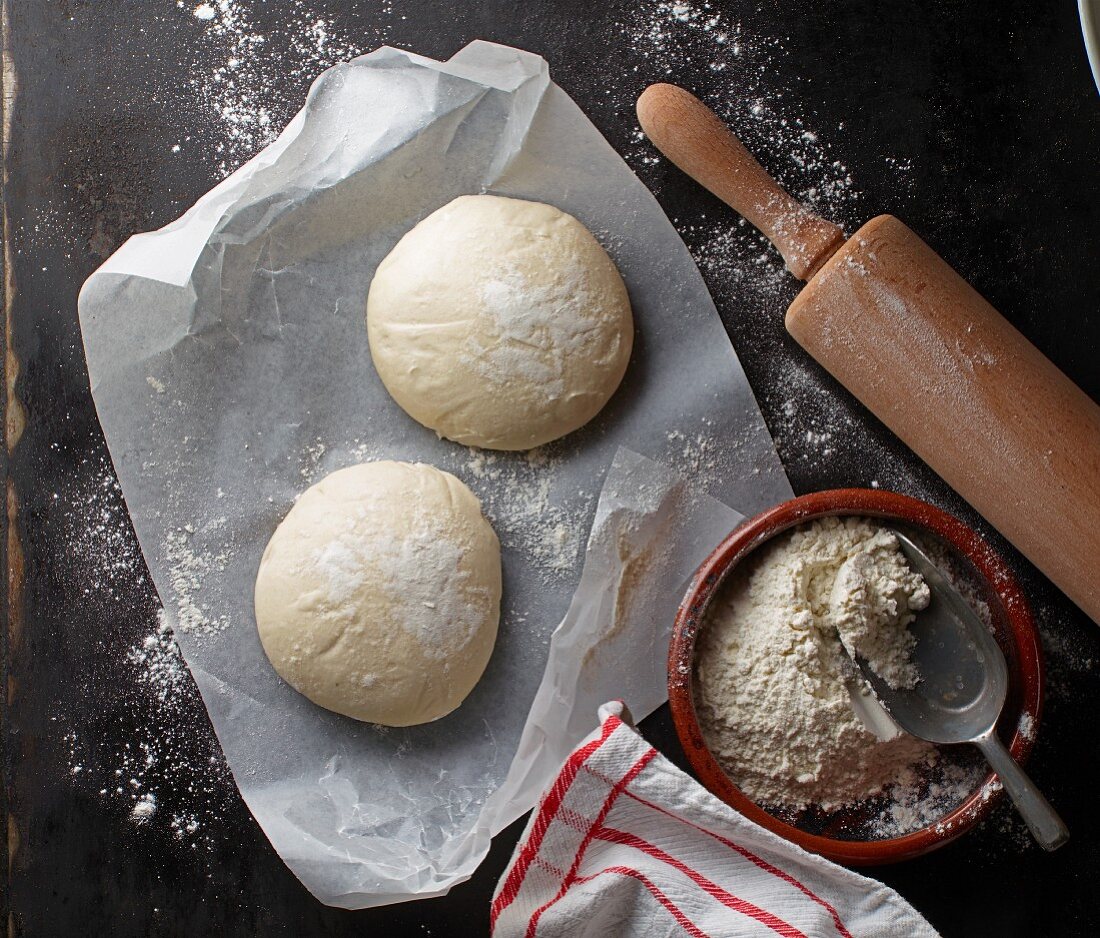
[77, 41, 791, 907]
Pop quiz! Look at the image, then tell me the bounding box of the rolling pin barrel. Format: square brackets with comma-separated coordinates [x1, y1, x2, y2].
[787, 216, 1100, 624]
[638, 83, 1100, 624]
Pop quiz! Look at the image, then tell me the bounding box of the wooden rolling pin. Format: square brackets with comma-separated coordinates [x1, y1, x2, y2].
[637, 83, 1100, 625]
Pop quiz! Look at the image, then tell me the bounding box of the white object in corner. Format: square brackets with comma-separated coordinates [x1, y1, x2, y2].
[1081, 0, 1100, 94]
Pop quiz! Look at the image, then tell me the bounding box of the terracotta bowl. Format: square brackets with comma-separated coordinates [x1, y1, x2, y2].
[668, 488, 1042, 865]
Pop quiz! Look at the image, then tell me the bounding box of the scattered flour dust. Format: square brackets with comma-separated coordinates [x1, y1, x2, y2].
[661, 418, 752, 497]
[871, 758, 987, 838]
[54, 454, 234, 845]
[179, 0, 387, 176]
[60, 611, 234, 844]
[300, 438, 327, 480]
[59, 606, 234, 852]
[453, 445, 591, 581]
[131, 792, 158, 822]
[164, 518, 233, 635]
[618, 1, 879, 297]
[56, 453, 149, 597]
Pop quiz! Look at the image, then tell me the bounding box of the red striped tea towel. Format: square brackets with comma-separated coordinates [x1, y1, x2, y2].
[492, 702, 939, 938]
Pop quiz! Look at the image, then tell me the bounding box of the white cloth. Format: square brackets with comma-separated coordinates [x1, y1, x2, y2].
[492, 702, 939, 938]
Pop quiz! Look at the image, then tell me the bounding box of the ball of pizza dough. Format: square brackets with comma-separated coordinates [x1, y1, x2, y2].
[367, 194, 633, 451]
[254, 461, 501, 726]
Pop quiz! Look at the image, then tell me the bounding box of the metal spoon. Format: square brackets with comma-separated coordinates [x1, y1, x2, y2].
[850, 530, 1069, 851]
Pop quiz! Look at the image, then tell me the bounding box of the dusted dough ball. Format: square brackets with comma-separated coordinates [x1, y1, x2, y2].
[367, 194, 633, 451]
[254, 461, 501, 726]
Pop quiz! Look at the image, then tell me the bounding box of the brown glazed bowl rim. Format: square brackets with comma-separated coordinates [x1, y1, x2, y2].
[668, 488, 1042, 866]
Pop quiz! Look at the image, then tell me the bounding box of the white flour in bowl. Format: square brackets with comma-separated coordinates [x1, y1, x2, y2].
[695, 516, 935, 811]
[829, 527, 929, 689]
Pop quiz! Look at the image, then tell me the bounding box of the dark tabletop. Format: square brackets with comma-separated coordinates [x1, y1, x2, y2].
[3, 1, 1099, 935]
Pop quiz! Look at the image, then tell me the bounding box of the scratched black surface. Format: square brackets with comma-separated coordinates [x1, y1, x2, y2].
[3, 1, 1100, 935]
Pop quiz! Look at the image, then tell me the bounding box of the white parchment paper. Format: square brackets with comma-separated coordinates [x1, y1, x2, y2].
[480, 447, 745, 839]
[77, 41, 791, 907]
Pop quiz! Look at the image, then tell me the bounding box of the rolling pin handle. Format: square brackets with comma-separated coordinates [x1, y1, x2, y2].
[636, 83, 845, 281]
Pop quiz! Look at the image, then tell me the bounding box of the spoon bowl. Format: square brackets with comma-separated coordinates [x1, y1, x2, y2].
[852, 531, 1068, 851]
[857, 532, 1008, 745]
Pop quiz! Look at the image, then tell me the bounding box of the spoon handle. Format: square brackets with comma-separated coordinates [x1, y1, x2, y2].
[975, 732, 1069, 851]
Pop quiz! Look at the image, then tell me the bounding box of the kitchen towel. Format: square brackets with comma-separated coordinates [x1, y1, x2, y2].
[492, 702, 939, 938]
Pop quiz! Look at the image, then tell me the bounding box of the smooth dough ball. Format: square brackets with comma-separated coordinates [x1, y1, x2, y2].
[254, 461, 502, 726]
[367, 194, 634, 451]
